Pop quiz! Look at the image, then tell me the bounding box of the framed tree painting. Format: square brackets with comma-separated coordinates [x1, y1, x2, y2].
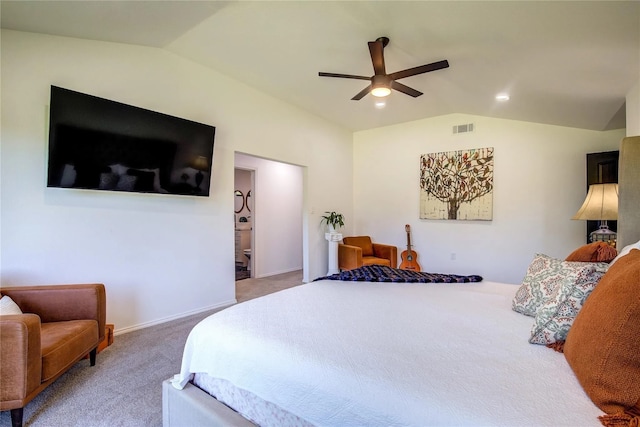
[420, 147, 494, 220]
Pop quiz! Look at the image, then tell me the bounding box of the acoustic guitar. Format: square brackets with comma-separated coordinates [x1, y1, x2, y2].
[400, 224, 421, 271]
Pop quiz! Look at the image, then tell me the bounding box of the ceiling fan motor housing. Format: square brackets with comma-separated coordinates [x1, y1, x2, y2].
[372, 74, 391, 86]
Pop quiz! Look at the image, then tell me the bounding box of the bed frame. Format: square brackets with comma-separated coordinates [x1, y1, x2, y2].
[162, 379, 255, 427]
[162, 136, 640, 427]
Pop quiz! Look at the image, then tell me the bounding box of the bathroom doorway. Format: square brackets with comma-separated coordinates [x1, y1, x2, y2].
[234, 152, 304, 283]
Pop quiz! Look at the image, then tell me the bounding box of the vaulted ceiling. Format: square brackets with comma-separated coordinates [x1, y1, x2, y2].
[2, 1, 638, 131]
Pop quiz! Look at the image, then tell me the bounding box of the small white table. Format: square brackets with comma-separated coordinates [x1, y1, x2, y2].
[325, 231, 343, 275]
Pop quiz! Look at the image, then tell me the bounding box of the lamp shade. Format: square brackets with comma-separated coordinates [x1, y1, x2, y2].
[572, 183, 618, 221]
[192, 156, 209, 171]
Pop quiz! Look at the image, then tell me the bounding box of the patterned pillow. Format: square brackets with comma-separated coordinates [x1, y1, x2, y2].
[512, 253, 608, 317]
[529, 263, 606, 345]
[512, 254, 562, 316]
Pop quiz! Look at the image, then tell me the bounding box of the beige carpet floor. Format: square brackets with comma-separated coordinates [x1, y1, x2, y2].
[0, 270, 303, 427]
[236, 270, 303, 303]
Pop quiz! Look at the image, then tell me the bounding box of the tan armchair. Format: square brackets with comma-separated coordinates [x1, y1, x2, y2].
[338, 236, 398, 271]
[0, 284, 106, 427]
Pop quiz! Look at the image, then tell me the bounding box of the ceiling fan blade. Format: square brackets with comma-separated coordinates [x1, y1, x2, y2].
[391, 81, 423, 98]
[388, 60, 449, 81]
[319, 72, 370, 80]
[368, 40, 386, 75]
[351, 85, 372, 101]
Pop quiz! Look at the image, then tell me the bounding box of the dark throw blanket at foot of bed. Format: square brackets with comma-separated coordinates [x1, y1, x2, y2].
[316, 265, 483, 283]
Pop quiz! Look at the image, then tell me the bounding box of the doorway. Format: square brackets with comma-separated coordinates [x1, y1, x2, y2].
[234, 152, 304, 284]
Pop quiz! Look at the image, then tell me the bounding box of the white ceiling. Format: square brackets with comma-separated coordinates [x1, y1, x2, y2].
[2, 1, 639, 132]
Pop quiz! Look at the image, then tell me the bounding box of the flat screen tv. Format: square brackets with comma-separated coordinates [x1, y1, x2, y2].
[47, 86, 215, 197]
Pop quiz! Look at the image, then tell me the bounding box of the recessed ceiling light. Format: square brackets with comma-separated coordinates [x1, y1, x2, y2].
[375, 100, 386, 109]
[495, 93, 510, 101]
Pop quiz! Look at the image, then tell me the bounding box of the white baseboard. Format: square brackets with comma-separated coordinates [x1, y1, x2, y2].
[112, 299, 236, 336]
[254, 266, 302, 279]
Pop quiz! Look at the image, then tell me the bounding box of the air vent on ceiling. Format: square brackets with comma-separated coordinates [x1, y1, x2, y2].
[452, 123, 474, 134]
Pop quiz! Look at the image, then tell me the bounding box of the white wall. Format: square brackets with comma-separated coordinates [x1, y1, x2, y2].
[353, 114, 624, 284]
[235, 153, 303, 278]
[0, 30, 353, 332]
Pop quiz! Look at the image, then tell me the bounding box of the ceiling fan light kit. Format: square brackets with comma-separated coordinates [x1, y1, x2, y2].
[371, 87, 391, 97]
[371, 75, 392, 97]
[319, 36, 449, 101]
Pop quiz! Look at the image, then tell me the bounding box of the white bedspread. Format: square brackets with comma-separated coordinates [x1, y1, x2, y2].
[173, 280, 601, 426]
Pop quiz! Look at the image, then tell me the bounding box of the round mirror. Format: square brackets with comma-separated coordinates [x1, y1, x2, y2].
[246, 190, 252, 212]
[234, 190, 244, 213]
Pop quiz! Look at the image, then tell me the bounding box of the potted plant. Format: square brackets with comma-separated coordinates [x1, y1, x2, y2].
[320, 211, 344, 232]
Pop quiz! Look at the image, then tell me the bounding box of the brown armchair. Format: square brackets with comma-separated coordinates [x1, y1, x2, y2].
[0, 284, 106, 427]
[338, 236, 398, 271]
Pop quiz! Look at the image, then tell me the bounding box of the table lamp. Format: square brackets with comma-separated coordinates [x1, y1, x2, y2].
[572, 183, 618, 245]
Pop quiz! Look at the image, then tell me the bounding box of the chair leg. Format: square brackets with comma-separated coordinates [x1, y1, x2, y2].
[11, 407, 23, 427]
[89, 348, 97, 366]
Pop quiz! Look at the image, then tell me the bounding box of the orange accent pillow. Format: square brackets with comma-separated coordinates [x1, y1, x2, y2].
[566, 242, 617, 263]
[563, 249, 640, 423]
[343, 236, 374, 257]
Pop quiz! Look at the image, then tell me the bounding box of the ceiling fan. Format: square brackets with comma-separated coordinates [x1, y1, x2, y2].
[319, 36, 449, 101]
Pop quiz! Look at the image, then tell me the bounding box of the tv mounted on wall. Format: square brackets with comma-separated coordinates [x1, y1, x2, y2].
[47, 86, 216, 197]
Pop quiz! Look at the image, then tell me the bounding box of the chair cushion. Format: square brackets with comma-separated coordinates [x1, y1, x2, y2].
[343, 236, 374, 257]
[362, 256, 391, 267]
[40, 320, 99, 382]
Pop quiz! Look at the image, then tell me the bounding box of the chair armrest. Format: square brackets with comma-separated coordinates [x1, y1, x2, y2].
[338, 244, 362, 271]
[1, 284, 106, 342]
[0, 314, 42, 405]
[372, 244, 398, 268]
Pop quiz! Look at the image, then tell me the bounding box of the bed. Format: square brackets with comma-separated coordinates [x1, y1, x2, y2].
[163, 136, 640, 427]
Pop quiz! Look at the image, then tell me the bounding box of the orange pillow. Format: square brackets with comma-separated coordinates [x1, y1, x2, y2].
[565, 242, 617, 263]
[563, 249, 640, 425]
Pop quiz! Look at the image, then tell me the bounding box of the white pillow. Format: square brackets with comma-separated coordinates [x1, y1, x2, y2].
[108, 163, 129, 176]
[0, 295, 23, 315]
[610, 239, 640, 265]
[59, 163, 77, 187]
